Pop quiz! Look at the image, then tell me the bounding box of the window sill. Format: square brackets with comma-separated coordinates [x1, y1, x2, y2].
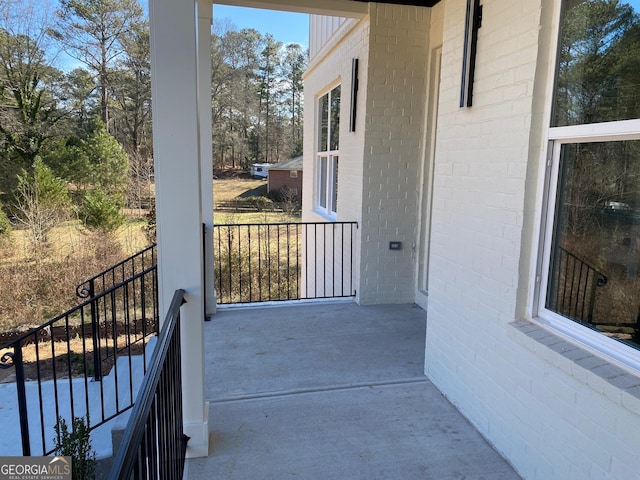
[510, 319, 640, 413]
[312, 208, 337, 222]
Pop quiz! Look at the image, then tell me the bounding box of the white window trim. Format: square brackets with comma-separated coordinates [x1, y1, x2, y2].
[535, 120, 640, 373]
[315, 83, 340, 220]
[316, 153, 338, 219]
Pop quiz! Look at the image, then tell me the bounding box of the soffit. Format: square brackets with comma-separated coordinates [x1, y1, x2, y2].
[212, 0, 440, 17]
[351, 0, 441, 6]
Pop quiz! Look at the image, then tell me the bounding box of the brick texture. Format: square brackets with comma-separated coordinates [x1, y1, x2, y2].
[425, 1, 640, 479]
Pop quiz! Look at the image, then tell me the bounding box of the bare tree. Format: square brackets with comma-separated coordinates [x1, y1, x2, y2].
[13, 157, 71, 248]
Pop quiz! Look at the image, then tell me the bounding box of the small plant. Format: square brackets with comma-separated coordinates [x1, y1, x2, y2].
[53, 415, 97, 480]
[70, 352, 94, 376]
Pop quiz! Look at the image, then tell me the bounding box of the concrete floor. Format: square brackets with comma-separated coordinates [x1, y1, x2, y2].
[185, 301, 521, 480]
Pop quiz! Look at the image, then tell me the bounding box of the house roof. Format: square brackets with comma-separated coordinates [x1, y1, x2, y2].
[269, 156, 303, 171]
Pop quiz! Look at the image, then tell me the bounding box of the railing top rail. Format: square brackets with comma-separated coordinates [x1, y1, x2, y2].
[108, 288, 185, 480]
[214, 221, 358, 227]
[558, 245, 608, 285]
[76, 243, 157, 298]
[1, 265, 157, 350]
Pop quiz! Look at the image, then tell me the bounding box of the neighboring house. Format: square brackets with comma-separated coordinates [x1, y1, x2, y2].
[267, 156, 303, 202]
[149, 0, 640, 477]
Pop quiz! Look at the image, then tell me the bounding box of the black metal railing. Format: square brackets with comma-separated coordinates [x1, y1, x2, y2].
[548, 245, 608, 324]
[76, 244, 157, 299]
[109, 289, 187, 480]
[75, 244, 157, 380]
[213, 222, 358, 304]
[0, 265, 159, 456]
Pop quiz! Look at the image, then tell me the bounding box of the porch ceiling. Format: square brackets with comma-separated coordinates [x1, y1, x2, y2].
[212, 0, 440, 17]
[352, 0, 441, 5]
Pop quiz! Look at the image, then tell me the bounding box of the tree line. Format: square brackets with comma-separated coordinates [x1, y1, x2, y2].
[553, 0, 640, 237]
[0, 0, 307, 248]
[211, 21, 306, 169]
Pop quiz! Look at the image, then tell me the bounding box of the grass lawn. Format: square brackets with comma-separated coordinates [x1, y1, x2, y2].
[213, 177, 300, 224]
[214, 177, 267, 204]
[0, 219, 149, 266]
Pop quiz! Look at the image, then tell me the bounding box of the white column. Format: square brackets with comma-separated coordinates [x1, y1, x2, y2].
[198, 0, 216, 317]
[149, 0, 209, 458]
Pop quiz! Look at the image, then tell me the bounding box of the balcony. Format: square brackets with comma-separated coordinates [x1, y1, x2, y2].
[2, 237, 521, 478]
[184, 301, 521, 479]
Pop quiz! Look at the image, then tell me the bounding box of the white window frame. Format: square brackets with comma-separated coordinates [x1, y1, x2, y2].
[536, 119, 640, 372]
[315, 84, 340, 219]
[316, 154, 338, 217]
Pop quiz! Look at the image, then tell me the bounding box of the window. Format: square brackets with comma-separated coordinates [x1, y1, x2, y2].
[290, 170, 298, 178]
[316, 85, 341, 217]
[538, 0, 640, 363]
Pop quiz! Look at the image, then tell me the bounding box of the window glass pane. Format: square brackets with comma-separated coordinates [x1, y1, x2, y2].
[330, 85, 341, 151]
[546, 140, 640, 349]
[552, 1, 640, 126]
[319, 93, 329, 152]
[319, 156, 327, 208]
[331, 156, 339, 214]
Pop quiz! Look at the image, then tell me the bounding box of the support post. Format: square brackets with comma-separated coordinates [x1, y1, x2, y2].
[149, 0, 209, 459]
[201, 0, 216, 318]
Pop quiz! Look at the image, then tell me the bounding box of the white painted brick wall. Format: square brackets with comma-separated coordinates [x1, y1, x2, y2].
[302, 16, 369, 298]
[304, 5, 431, 305]
[358, 4, 431, 304]
[425, 1, 640, 480]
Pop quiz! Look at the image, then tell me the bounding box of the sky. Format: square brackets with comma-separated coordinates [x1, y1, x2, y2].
[211, 5, 310, 47]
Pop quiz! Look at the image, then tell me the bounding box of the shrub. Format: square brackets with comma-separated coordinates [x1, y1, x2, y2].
[53, 415, 96, 480]
[79, 188, 125, 233]
[0, 204, 12, 237]
[266, 187, 301, 215]
[144, 201, 156, 244]
[231, 196, 273, 211]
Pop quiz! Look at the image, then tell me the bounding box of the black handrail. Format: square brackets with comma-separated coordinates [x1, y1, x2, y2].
[548, 245, 608, 324]
[108, 289, 187, 480]
[213, 222, 358, 304]
[76, 244, 157, 299]
[0, 265, 159, 456]
[75, 244, 157, 379]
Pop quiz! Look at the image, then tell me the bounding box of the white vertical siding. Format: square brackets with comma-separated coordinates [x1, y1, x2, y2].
[309, 15, 349, 61]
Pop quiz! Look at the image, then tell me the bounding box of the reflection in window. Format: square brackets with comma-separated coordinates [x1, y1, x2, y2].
[319, 156, 328, 209]
[319, 93, 329, 151]
[330, 157, 339, 214]
[552, 0, 640, 127]
[547, 140, 640, 348]
[330, 86, 341, 151]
